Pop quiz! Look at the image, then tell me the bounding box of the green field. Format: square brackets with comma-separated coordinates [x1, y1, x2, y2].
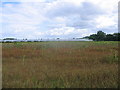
[2, 41, 119, 88]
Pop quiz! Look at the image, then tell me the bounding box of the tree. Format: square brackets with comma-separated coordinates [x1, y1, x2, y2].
[96, 31, 106, 41]
[3, 38, 17, 40]
[113, 33, 120, 41]
[104, 34, 114, 41]
[83, 31, 120, 41]
[89, 34, 97, 41]
[57, 38, 60, 39]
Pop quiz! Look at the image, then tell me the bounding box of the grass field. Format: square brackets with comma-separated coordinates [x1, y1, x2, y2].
[2, 41, 119, 88]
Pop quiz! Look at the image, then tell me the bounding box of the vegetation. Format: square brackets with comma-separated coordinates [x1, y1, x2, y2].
[3, 38, 17, 40]
[2, 41, 119, 88]
[84, 31, 120, 41]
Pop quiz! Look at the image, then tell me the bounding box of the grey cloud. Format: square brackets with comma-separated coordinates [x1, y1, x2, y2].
[66, 15, 97, 29]
[46, 2, 104, 18]
[46, 2, 79, 17]
[68, 21, 96, 29]
[44, 1, 105, 29]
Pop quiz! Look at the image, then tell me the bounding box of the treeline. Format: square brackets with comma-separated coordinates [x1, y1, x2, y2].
[84, 31, 120, 41]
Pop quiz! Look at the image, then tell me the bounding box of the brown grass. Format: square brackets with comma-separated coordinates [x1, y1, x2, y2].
[2, 41, 119, 88]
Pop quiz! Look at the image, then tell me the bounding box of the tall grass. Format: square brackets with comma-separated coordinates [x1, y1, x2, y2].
[2, 41, 119, 88]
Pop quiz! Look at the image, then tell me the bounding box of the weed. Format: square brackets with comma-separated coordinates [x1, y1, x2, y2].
[2, 41, 119, 88]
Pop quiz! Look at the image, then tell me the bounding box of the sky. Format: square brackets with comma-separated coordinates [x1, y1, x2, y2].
[0, 0, 119, 39]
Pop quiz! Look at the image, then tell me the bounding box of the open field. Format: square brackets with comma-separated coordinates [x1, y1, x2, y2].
[2, 41, 119, 88]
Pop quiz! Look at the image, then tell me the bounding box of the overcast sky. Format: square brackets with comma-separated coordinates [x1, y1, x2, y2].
[0, 0, 119, 39]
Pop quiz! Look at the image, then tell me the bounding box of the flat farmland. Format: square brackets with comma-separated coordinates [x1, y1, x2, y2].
[2, 41, 119, 88]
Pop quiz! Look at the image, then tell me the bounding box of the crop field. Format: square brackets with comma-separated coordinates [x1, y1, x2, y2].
[2, 41, 119, 88]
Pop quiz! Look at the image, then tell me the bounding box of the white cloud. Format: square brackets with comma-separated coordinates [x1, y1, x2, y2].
[54, 17, 66, 23]
[2, 0, 45, 2]
[96, 15, 117, 28]
[49, 27, 74, 36]
[1, 0, 119, 38]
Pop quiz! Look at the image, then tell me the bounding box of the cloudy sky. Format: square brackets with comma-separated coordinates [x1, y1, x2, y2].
[0, 0, 119, 39]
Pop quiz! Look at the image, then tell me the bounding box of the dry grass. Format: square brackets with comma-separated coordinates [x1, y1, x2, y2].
[2, 41, 119, 88]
